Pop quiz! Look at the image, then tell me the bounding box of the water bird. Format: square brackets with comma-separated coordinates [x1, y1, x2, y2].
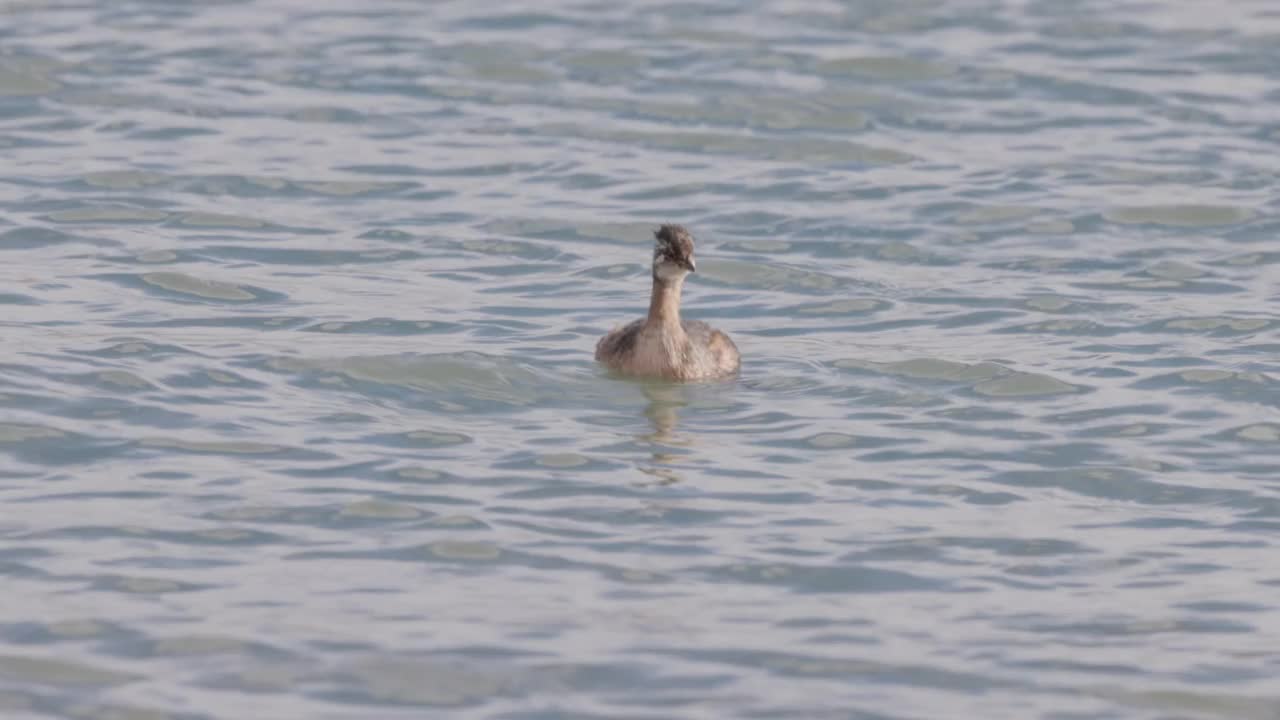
[595, 224, 740, 381]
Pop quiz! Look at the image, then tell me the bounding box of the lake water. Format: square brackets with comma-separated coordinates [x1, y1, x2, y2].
[2, 1, 1279, 718]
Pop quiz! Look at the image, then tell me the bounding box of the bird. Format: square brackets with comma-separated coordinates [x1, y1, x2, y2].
[595, 224, 740, 381]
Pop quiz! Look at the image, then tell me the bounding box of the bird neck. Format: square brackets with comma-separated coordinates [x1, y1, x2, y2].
[646, 276, 684, 332]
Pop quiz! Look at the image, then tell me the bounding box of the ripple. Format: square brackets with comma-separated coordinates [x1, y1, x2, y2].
[954, 205, 1042, 226]
[0, 424, 64, 442]
[395, 467, 444, 482]
[297, 180, 412, 196]
[0, 655, 136, 688]
[340, 499, 425, 520]
[1143, 261, 1207, 280]
[1164, 317, 1271, 332]
[45, 207, 169, 223]
[543, 123, 913, 165]
[973, 373, 1081, 398]
[108, 576, 189, 594]
[429, 514, 489, 529]
[1105, 205, 1254, 227]
[139, 272, 260, 301]
[1178, 369, 1267, 384]
[710, 259, 850, 292]
[0, 59, 61, 96]
[176, 212, 267, 229]
[268, 353, 552, 409]
[535, 452, 590, 468]
[805, 432, 859, 449]
[45, 620, 110, 639]
[836, 358, 1005, 382]
[336, 656, 531, 706]
[0, 227, 103, 250]
[401, 430, 471, 447]
[139, 438, 289, 455]
[796, 299, 887, 315]
[136, 250, 178, 263]
[82, 170, 168, 189]
[1024, 296, 1074, 312]
[301, 318, 455, 335]
[151, 634, 252, 656]
[818, 56, 953, 81]
[428, 540, 502, 561]
[1236, 425, 1280, 443]
[1025, 219, 1076, 234]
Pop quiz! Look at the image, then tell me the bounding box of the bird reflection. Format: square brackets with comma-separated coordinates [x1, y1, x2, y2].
[637, 383, 692, 486]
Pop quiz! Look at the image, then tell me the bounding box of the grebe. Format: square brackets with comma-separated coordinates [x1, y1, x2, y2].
[595, 224, 740, 381]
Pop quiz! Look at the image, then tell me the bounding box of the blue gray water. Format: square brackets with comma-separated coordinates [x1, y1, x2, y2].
[2, 0, 1279, 718]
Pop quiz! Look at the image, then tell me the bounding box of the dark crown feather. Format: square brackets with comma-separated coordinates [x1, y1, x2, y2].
[654, 224, 694, 260]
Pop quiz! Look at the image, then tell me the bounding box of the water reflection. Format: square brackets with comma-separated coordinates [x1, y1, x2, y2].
[638, 383, 693, 485]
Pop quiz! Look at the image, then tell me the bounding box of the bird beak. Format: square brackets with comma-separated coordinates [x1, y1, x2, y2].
[683, 257, 696, 272]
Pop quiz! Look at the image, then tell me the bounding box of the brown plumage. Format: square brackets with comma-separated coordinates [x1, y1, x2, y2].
[595, 224, 740, 381]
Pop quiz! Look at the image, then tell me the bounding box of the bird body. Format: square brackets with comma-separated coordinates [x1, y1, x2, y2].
[595, 225, 739, 381]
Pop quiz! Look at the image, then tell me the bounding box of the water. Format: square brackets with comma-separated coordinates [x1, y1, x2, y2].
[2, 0, 1279, 717]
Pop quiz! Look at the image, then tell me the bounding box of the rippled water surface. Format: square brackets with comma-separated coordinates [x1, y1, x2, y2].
[3, 1, 1280, 717]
